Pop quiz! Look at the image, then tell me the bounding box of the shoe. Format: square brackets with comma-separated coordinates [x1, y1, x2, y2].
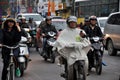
[60, 73, 67, 78]
[29, 59, 32, 61]
[87, 73, 90, 76]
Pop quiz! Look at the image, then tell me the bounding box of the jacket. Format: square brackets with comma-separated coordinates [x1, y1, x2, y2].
[41, 23, 57, 36]
[84, 25, 103, 38]
[0, 18, 21, 46]
[54, 27, 91, 65]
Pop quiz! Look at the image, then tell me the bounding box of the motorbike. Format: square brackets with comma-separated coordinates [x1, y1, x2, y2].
[42, 31, 56, 63]
[18, 36, 30, 77]
[59, 46, 87, 80]
[88, 36, 104, 75]
[23, 27, 37, 47]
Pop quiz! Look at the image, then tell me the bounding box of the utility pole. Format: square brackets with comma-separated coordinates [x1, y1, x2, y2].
[71, 0, 75, 15]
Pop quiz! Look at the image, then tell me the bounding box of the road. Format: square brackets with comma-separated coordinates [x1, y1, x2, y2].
[0, 48, 120, 80]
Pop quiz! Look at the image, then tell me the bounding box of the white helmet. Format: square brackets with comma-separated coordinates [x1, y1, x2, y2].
[21, 17, 26, 20]
[67, 16, 77, 23]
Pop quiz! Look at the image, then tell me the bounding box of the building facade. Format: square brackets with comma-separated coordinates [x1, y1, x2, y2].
[75, 0, 119, 17]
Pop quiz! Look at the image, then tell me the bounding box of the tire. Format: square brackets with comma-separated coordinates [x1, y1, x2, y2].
[50, 51, 55, 63]
[107, 40, 117, 56]
[8, 64, 15, 80]
[19, 63, 25, 77]
[95, 51, 102, 75]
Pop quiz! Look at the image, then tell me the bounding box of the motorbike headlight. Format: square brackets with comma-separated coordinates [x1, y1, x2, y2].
[93, 37, 99, 42]
[100, 46, 104, 51]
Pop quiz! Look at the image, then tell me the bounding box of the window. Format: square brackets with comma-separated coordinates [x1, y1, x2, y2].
[107, 14, 120, 25]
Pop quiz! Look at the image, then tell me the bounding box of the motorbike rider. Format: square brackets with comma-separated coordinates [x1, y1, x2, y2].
[84, 15, 103, 38]
[28, 18, 37, 37]
[41, 16, 57, 56]
[81, 17, 90, 30]
[20, 17, 29, 28]
[0, 18, 21, 80]
[53, 16, 91, 79]
[84, 15, 103, 71]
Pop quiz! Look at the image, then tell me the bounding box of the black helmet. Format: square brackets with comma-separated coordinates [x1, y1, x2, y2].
[84, 17, 89, 22]
[29, 17, 33, 21]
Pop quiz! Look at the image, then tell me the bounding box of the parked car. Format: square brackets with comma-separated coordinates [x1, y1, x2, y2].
[52, 19, 67, 31]
[104, 12, 120, 56]
[97, 17, 108, 33]
[16, 13, 44, 27]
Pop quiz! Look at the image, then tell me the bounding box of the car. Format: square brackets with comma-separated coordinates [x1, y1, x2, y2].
[16, 13, 44, 27]
[51, 16, 62, 19]
[52, 19, 67, 31]
[104, 12, 120, 56]
[97, 17, 108, 33]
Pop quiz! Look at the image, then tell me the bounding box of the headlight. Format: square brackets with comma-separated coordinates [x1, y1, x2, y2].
[100, 46, 104, 51]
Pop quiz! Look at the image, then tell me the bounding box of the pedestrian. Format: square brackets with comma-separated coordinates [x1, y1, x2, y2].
[0, 18, 21, 80]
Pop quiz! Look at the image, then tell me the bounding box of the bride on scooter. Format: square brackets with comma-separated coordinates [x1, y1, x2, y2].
[53, 16, 91, 80]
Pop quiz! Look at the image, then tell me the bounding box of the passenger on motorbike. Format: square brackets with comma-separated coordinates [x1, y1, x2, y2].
[84, 15, 103, 71]
[41, 16, 57, 56]
[53, 16, 91, 79]
[0, 18, 21, 80]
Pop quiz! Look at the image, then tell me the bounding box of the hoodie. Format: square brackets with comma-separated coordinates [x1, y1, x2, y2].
[0, 18, 21, 46]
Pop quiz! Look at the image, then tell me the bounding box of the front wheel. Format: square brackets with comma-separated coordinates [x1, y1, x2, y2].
[50, 51, 55, 63]
[7, 64, 15, 80]
[74, 61, 86, 80]
[107, 40, 117, 56]
[95, 51, 102, 75]
[19, 63, 25, 77]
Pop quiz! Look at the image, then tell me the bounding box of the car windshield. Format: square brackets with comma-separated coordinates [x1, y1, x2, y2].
[23, 15, 43, 21]
[52, 21, 67, 31]
[99, 19, 107, 27]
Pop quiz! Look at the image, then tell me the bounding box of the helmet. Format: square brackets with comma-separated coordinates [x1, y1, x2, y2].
[89, 15, 97, 21]
[84, 17, 89, 22]
[29, 17, 33, 21]
[21, 17, 26, 20]
[46, 16, 52, 21]
[67, 16, 77, 23]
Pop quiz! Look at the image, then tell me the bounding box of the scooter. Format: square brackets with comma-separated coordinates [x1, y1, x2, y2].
[88, 36, 104, 75]
[18, 36, 30, 77]
[42, 31, 56, 63]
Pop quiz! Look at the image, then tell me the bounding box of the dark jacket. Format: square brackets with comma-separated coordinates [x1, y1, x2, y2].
[21, 23, 29, 28]
[41, 23, 57, 36]
[0, 18, 21, 46]
[84, 25, 103, 38]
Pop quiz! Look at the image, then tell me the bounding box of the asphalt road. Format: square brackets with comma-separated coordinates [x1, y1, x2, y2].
[0, 48, 120, 80]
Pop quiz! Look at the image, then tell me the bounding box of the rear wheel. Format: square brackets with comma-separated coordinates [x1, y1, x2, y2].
[107, 40, 117, 56]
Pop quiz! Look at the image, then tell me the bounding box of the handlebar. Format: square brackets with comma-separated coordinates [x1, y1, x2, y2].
[2, 45, 19, 49]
